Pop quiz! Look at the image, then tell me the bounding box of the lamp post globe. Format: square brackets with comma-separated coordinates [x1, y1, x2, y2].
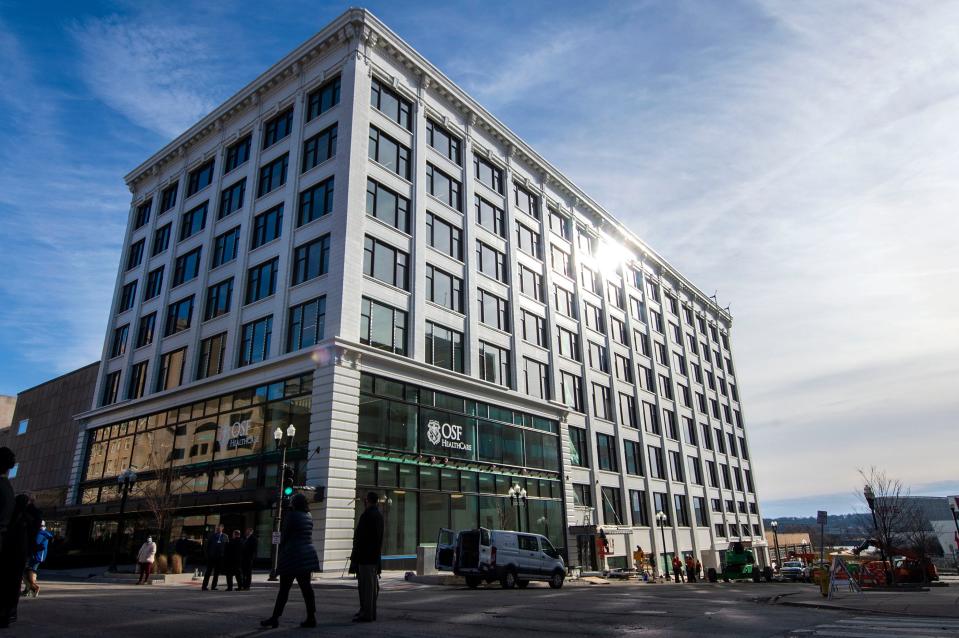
[286, 423, 296, 439]
[273, 426, 283, 442]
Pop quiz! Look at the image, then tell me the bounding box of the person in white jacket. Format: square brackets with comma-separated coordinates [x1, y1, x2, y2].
[136, 537, 157, 585]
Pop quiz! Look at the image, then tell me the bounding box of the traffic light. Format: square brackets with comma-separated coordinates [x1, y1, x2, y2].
[282, 465, 296, 497]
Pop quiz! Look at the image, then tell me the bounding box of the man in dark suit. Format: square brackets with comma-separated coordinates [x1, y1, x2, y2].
[240, 528, 257, 590]
[201, 524, 227, 590]
[350, 492, 384, 622]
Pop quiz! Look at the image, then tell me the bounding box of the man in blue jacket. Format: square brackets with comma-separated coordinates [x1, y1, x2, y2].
[22, 521, 54, 597]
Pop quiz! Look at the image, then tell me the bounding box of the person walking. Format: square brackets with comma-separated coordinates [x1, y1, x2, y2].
[135, 536, 157, 585]
[260, 494, 318, 629]
[696, 559, 703, 581]
[350, 492, 384, 623]
[0, 449, 22, 628]
[201, 524, 227, 590]
[672, 555, 683, 583]
[0, 492, 39, 628]
[224, 530, 243, 591]
[685, 555, 697, 583]
[22, 521, 54, 597]
[240, 528, 257, 591]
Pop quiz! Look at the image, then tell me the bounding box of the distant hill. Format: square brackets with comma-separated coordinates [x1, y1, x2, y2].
[764, 513, 871, 539]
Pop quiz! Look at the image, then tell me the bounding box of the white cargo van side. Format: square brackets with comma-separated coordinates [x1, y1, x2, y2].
[436, 528, 565, 589]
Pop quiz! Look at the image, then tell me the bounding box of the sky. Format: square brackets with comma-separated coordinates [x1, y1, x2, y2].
[0, 0, 957, 518]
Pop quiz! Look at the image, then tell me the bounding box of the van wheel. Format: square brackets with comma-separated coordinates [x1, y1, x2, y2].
[516, 579, 529, 589]
[465, 576, 481, 589]
[501, 569, 517, 589]
[549, 571, 565, 589]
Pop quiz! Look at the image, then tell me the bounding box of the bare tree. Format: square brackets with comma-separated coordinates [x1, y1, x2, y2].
[901, 503, 937, 584]
[858, 467, 912, 586]
[136, 437, 182, 556]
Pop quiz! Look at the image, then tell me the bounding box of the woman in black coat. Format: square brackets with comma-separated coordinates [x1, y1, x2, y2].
[260, 493, 318, 628]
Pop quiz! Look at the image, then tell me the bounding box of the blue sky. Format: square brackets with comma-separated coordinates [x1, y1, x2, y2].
[1, 1, 957, 517]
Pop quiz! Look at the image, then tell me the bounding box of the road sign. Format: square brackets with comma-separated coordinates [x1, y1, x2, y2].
[272, 531, 281, 545]
[817, 510, 827, 525]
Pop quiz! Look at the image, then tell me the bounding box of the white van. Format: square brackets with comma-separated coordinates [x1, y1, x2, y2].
[435, 527, 566, 589]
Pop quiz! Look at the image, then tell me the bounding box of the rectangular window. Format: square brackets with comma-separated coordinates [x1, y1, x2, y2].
[302, 124, 338, 173]
[127, 361, 148, 400]
[649, 309, 663, 333]
[560, 372, 583, 412]
[426, 163, 462, 211]
[473, 155, 503, 194]
[653, 492, 670, 525]
[554, 286, 575, 318]
[118, 280, 138, 313]
[135, 261, 161, 299]
[156, 347, 186, 392]
[475, 196, 506, 237]
[639, 364, 654, 392]
[426, 265, 464, 312]
[578, 231, 594, 256]
[196, 332, 227, 380]
[360, 297, 407, 355]
[366, 178, 410, 233]
[522, 357, 550, 399]
[364, 236, 409, 290]
[520, 310, 547, 348]
[151, 223, 171, 256]
[478, 341, 511, 386]
[262, 107, 294, 148]
[427, 119, 461, 165]
[370, 77, 412, 130]
[706, 460, 718, 488]
[159, 183, 177, 214]
[596, 433, 617, 472]
[745, 469, 754, 493]
[609, 317, 627, 345]
[711, 498, 722, 513]
[425, 321, 464, 372]
[515, 223, 541, 259]
[607, 282, 625, 309]
[218, 178, 246, 219]
[549, 208, 572, 240]
[716, 428, 727, 453]
[642, 401, 659, 434]
[257, 153, 289, 197]
[307, 75, 340, 120]
[619, 393, 636, 427]
[187, 159, 214, 197]
[476, 289, 509, 331]
[299, 176, 334, 226]
[592, 383, 612, 420]
[601, 486, 624, 525]
[135, 313, 156, 348]
[224, 134, 251, 174]
[292, 234, 331, 286]
[569, 427, 589, 467]
[550, 245, 572, 278]
[584, 302, 604, 332]
[663, 409, 678, 440]
[101, 370, 121, 406]
[630, 490, 650, 526]
[678, 383, 691, 408]
[204, 277, 233, 321]
[582, 266, 599, 295]
[245, 258, 278, 304]
[556, 326, 579, 360]
[683, 417, 697, 445]
[238, 315, 273, 366]
[133, 199, 152, 230]
[614, 353, 633, 383]
[172, 247, 202, 287]
[587, 341, 608, 372]
[426, 213, 462, 260]
[110, 325, 129, 358]
[127, 239, 145, 270]
[368, 126, 411, 179]
[668, 450, 684, 482]
[163, 295, 194, 336]
[720, 463, 732, 489]
[179, 202, 208, 241]
[648, 446, 665, 479]
[658, 374, 673, 400]
[476, 241, 508, 283]
[211, 226, 240, 269]
[513, 183, 539, 219]
[573, 483, 593, 507]
[287, 297, 326, 352]
[625, 440, 643, 475]
[518, 264, 543, 301]
[674, 494, 690, 527]
[251, 204, 283, 249]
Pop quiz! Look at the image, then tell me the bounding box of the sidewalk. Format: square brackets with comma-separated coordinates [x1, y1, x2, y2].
[773, 585, 959, 618]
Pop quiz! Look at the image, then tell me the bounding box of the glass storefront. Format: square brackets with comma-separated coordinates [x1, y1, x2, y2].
[356, 373, 565, 564]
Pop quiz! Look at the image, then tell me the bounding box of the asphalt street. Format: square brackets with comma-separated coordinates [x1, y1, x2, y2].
[4, 579, 959, 637]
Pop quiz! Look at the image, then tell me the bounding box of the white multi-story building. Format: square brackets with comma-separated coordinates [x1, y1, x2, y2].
[71, 8, 767, 575]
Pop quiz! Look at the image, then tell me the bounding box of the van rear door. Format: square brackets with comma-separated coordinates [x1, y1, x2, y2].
[435, 528, 456, 572]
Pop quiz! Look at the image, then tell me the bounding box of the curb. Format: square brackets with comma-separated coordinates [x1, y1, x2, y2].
[769, 593, 959, 619]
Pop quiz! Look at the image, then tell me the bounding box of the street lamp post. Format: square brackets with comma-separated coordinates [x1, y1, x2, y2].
[770, 520, 781, 571]
[863, 484, 892, 585]
[268, 424, 297, 581]
[506, 484, 527, 532]
[109, 467, 137, 573]
[656, 510, 669, 580]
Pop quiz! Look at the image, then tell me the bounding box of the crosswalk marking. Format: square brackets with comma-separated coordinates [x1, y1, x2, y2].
[793, 616, 959, 638]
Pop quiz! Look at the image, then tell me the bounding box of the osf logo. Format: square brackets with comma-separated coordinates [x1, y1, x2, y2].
[427, 420, 442, 445]
[426, 419, 472, 451]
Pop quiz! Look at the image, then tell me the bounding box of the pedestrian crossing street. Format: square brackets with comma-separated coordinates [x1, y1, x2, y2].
[790, 615, 959, 637]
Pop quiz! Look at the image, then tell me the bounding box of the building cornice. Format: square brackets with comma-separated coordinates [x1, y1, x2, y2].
[123, 7, 731, 323]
